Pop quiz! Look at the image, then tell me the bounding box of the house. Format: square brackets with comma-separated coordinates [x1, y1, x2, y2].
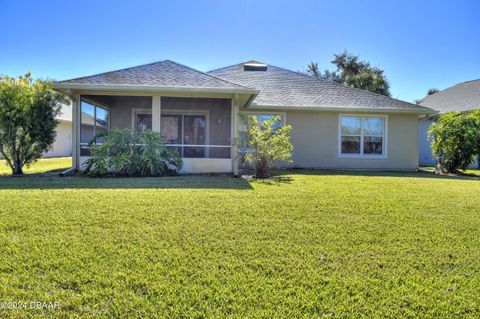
[53, 60, 434, 174]
[417, 79, 480, 166]
[44, 103, 73, 158]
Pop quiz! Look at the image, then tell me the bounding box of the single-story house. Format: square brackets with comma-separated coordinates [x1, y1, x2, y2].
[417, 79, 480, 166]
[53, 60, 434, 174]
[44, 103, 73, 158]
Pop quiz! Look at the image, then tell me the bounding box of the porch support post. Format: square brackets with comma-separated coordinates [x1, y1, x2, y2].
[232, 94, 240, 176]
[152, 95, 161, 132]
[71, 93, 81, 170]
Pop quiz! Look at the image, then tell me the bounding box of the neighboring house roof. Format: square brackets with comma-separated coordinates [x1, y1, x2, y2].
[56, 103, 72, 122]
[209, 61, 433, 113]
[56, 60, 256, 94]
[418, 79, 480, 113]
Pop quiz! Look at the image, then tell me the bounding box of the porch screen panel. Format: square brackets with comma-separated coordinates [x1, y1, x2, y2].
[95, 106, 109, 143]
[80, 99, 110, 155]
[161, 114, 182, 156]
[135, 114, 152, 132]
[80, 101, 95, 144]
[183, 115, 206, 158]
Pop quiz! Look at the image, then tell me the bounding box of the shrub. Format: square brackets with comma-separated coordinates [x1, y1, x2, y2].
[84, 129, 182, 177]
[428, 110, 480, 173]
[238, 116, 293, 178]
[0, 73, 65, 174]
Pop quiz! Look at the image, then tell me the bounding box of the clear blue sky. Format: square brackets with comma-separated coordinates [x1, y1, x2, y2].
[1, 0, 479, 102]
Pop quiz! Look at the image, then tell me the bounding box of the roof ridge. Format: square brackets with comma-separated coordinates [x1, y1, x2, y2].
[59, 60, 172, 83]
[267, 64, 429, 110]
[166, 60, 253, 90]
[207, 62, 244, 74]
[419, 78, 480, 104]
[60, 59, 254, 90]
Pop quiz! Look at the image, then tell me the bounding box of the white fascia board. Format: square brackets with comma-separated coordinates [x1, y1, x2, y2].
[246, 104, 438, 115]
[53, 83, 259, 95]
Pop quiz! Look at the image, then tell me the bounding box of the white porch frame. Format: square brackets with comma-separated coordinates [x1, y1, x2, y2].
[72, 93, 239, 174]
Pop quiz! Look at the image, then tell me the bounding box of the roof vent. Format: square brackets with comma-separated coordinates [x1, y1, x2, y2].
[244, 62, 268, 71]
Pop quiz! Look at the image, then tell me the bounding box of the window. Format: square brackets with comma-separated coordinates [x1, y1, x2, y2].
[161, 113, 212, 158]
[238, 113, 285, 157]
[339, 115, 386, 158]
[240, 113, 284, 132]
[132, 110, 230, 159]
[80, 99, 110, 155]
[135, 113, 152, 132]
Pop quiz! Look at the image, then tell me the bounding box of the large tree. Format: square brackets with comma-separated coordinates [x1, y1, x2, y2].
[0, 73, 65, 174]
[306, 50, 391, 96]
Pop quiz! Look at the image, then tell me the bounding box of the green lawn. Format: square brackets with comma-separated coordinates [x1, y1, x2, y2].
[1, 160, 480, 318]
[0, 157, 71, 175]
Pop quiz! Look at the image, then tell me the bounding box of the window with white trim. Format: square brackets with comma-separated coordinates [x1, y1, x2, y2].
[239, 113, 285, 148]
[339, 115, 386, 157]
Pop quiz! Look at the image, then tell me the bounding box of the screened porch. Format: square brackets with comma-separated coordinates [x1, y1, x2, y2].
[79, 95, 233, 172]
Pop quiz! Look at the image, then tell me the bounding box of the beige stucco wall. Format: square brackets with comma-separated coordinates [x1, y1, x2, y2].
[280, 110, 419, 170]
[109, 96, 152, 129]
[234, 109, 418, 170]
[44, 121, 72, 158]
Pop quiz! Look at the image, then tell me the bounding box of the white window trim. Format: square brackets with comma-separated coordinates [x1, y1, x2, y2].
[131, 108, 153, 131]
[239, 111, 287, 126]
[337, 114, 388, 159]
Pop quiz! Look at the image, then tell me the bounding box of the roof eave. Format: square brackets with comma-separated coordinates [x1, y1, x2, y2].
[247, 104, 438, 114]
[53, 83, 260, 95]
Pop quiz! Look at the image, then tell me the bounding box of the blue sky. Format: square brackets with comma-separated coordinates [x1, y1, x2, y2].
[1, 0, 478, 102]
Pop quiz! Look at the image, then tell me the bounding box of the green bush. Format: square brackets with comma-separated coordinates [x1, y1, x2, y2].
[84, 129, 182, 177]
[238, 116, 293, 178]
[428, 110, 480, 173]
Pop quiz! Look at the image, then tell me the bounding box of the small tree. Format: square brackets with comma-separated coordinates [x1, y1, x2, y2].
[0, 74, 65, 174]
[241, 116, 293, 178]
[428, 111, 480, 174]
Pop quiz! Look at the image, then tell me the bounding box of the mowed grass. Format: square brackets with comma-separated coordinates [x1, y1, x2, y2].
[0, 157, 71, 175]
[1, 160, 480, 318]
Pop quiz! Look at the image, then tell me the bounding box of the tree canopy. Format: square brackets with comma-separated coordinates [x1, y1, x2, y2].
[306, 51, 391, 96]
[428, 110, 480, 173]
[0, 73, 65, 174]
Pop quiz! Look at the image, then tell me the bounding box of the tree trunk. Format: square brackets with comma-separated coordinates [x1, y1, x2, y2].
[255, 158, 269, 179]
[12, 167, 23, 175]
[12, 159, 23, 175]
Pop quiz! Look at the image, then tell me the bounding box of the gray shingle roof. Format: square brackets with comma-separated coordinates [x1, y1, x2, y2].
[209, 61, 433, 112]
[418, 79, 480, 113]
[60, 60, 249, 90]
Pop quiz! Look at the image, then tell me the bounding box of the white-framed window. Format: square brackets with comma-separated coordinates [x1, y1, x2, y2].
[132, 109, 152, 132]
[239, 112, 286, 133]
[338, 114, 387, 158]
[238, 112, 286, 152]
[132, 109, 216, 158]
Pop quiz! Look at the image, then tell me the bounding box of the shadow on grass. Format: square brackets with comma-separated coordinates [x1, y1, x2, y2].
[272, 168, 480, 181]
[251, 176, 294, 185]
[1, 168, 478, 190]
[0, 174, 254, 190]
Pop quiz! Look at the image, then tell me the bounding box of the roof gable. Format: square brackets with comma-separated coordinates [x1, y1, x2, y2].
[59, 60, 249, 90]
[209, 61, 433, 113]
